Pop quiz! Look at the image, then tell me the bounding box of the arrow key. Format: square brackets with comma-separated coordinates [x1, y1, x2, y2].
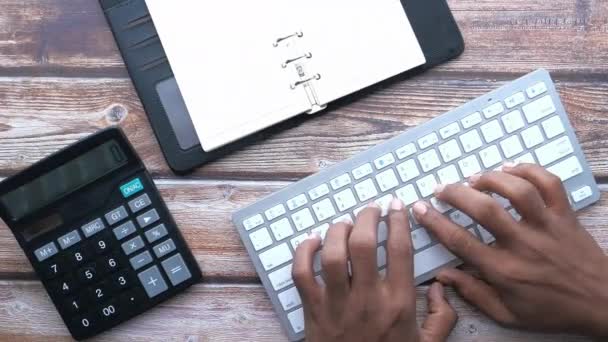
[136, 209, 160, 229]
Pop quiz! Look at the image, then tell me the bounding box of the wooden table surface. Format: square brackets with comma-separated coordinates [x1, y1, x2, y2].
[0, 0, 607, 341]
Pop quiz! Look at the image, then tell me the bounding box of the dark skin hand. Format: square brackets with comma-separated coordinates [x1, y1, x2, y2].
[412, 162, 608, 338]
[293, 199, 457, 342]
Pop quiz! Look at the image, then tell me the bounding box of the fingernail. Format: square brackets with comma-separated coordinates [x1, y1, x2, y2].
[434, 184, 446, 195]
[469, 173, 481, 184]
[390, 198, 404, 211]
[502, 161, 518, 170]
[339, 216, 353, 225]
[307, 232, 321, 241]
[368, 201, 380, 209]
[412, 202, 428, 217]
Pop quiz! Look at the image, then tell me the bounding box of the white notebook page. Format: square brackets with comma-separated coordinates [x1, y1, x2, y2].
[146, 1, 312, 152]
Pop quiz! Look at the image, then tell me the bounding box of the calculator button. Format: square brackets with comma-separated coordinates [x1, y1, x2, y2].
[41, 258, 64, 279]
[153, 238, 177, 259]
[71, 314, 97, 336]
[138, 266, 169, 298]
[92, 234, 112, 255]
[122, 236, 145, 256]
[102, 253, 121, 274]
[130, 251, 154, 271]
[68, 248, 90, 267]
[81, 218, 106, 238]
[57, 230, 82, 250]
[112, 271, 132, 292]
[34, 242, 58, 262]
[113, 221, 137, 241]
[55, 276, 77, 296]
[121, 287, 145, 307]
[120, 177, 144, 198]
[64, 296, 86, 315]
[88, 282, 110, 304]
[161, 254, 192, 286]
[128, 193, 152, 214]
[104, 205, 128, 226]
[144, 224, 169, 244]
[136, 209, 160, 229]
[78, 265, 98, 284]
[98, 301, 120, 321]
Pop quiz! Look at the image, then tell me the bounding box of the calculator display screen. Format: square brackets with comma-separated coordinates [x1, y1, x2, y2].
[0, 140, 127, 221]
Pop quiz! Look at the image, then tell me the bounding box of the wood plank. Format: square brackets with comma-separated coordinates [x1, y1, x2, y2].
[1, 181, 607, 279]
[0, 280, 592, 341]
[0, 77, 607, 179]
[0, 0, 606, 77]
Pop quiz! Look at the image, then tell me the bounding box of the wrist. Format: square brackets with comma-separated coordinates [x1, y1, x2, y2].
[586, 259, 608, 338]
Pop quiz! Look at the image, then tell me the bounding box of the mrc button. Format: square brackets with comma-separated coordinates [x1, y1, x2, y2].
[81, 218, 106, 238]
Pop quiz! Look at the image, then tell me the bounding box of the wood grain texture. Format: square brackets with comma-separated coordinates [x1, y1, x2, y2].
[0, 281, 592, 342]
[0, 77, 607, 180]
[1, 182, 607, 280]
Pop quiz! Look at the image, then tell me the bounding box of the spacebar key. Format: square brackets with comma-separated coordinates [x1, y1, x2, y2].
[414, 244, 459, 279]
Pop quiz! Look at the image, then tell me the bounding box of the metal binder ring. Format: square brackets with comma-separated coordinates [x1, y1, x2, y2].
[273, 31, 304, 47]
[282, 52, 312, 68]
[290, 74, 321, 89]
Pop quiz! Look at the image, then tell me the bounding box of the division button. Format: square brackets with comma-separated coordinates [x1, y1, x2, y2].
[34, 242, 58, 262]
[161, 254, 192, 286]
[113, 221, 137, 241]
[105, 206, 128, 226]
[138, 266, 168, 298]
[81, 218, 106, 238]
[128, 193, 152, 214]
[136, 209, 160, 229]
[57, 230, 82, 250]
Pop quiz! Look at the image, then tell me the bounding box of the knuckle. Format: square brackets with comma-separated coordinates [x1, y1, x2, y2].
[478, 197, 504, 221]
[513, 182, 537, 201]
[446, 229, 472, 251]
[348, 234, 376, 254]
[322, 250, 346, 270]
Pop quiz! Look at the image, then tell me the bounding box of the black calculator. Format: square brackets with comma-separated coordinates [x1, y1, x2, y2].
[0, 127, 202, 340]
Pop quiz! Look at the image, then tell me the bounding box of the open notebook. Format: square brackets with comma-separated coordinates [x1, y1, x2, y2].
[146, 0, 426, 152]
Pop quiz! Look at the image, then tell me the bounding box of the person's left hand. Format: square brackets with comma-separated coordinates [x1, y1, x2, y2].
[292, 199, 458, 342]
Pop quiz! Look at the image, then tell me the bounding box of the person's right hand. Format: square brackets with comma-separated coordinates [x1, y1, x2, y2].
[411, 162, 608, 338]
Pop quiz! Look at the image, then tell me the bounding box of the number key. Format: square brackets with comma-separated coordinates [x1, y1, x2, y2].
[102, 253, 121, 274]
[88, 282, 110, 304]
[55, 276, 77, 296]
[77, 265, 97, 284]
[68, 247, 90, 267]
[64, 295, 86, 315]
[112, 271, 132, 292]
[71, 314, 97, 336]
[98, 301, 120, 321]
[41, 257, 65, 279]
[93, 234, 112, 255]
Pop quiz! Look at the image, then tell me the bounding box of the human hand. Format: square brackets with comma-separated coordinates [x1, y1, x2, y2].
[292, 199, 457, 342]
[411, 163, 608, 338]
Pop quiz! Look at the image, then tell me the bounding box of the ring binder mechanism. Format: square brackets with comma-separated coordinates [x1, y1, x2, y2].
[274, 31, 327, 115]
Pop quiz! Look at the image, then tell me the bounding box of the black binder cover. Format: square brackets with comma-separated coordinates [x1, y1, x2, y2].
[99, 0, 465, 174]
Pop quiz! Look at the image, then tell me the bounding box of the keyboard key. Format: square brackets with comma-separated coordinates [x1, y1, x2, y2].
[374, 153, 396, 170]
[270, 218, 295, 241]
[505, 92, 526, 108]
[259, 243, 292, 271]
[250, 228, 273, 251]
[291, 233, 310, 250]
[113, 221, 137, 241]
[268, 264, 294, 291]
[396, 184, 419, 206]
[483, 102, 505, 119]
[105, 206, 128, 226]
[128, 193, 152, 214]
[418, 149, 441, 173]
[375, 194, 393, 217]
[418, 133, 438, 150]
[430, 197, 452, 214]
[312, 198, 336, 222]
[376, 169, 400, 192]
[311, 224, 330, 241]
[477, 225, 496, 244]
[292, 208, 315, 231]
[438, 140, 462, 163]
[526, 82, 547, 98]
[480, 145, 503, 168]
[265, 204, 286, 221]
[450, 211, 474, 227]
[288, 308, 305, 333]
[523, 95, 556, 123]
[502, 110, 525, 133]
[377, 246, 387, 268]
[462, 112, 482, 128]
[354, 179, 379, 202]
[144, 224, 169, 244]
[521, 125, 545, 148]
[122, 236, 145, 256]
[460, 129, 483, 153]
[57, 230, 81, 250]
[480, 120, 504, 143]
[162, 254, 192, 286]
[509, 209, 522, 222]
[334, 189, 358, 212]
[287, 194, 308, 211]
[278, 286, 302, 311]
[571, 186, 593, 203]
[243, 214, 264, 231]
[547, 155, 583, 181]
[437, 165, 461, 185]
[515, 153, 536, 164]
[136, 209, 160, 229]
[439, 122, 461, 139]
[500, 135, 524, 159]
[330, 173, 352, 190]
[130, 251, 153, 271]
[542, 116, 566, 139]
[333, 214, 353, 224]
[458, 155, 482, 178]
[414, 244, 458, 278]
[397, 159, 420, 183]
[411, 228, 432, 250]
[377, 221, 388, 243]
[416, 174, 438, 198]
[309, 184, 330, 200]
[395, 143, 417, 160]
[535, 135, 573, 166]
[352, 163, 373, 180]
[138, 265, 168, 298]
[81, 218, 106, 238]
[492, 193, 511, 208]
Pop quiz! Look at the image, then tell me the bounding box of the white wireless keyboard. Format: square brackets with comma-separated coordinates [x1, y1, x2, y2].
[232, 69, 600, 341]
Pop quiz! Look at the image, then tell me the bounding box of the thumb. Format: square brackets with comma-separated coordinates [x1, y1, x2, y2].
[420, 282, 458, 342]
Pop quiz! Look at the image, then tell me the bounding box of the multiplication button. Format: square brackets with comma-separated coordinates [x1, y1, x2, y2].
[136, 209, 159, 229]
[121, 236, 145, 256]
[138, 266, 168, 298]
[161, 254, 192, 286]
[128, 193, 151, 214]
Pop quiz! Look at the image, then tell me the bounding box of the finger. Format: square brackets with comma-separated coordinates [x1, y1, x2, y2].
[437, 268, 517, 326]
[412, 201, 496, 271]
[321, 222, 353, 299]
[420, 282, 458, 342]
[435, 182, 518, 241]
[292, 233, 323, 305]
[502, 162, 570, 211]
[386, 198, 414, 288]
[349, 202, 380, 287]
[469, 171, 547, 224]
